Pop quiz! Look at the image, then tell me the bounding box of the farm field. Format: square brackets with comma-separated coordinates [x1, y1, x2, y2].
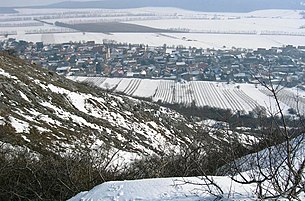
[259, 87, 305, 114]
[55, 22, 179, 33]
[1, 8, 305, 49]
[69, 76, 303, 115]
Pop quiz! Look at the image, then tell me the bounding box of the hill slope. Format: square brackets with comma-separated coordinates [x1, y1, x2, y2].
[47, 0, 305, 12]
[0, 53, 262, 200]
[0, 52, 255, 163]
[0, 53, 197, 158]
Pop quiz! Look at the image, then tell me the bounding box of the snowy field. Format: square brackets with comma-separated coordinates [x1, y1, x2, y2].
[1, 8, 305, 48]
[69, 77, 305, 115]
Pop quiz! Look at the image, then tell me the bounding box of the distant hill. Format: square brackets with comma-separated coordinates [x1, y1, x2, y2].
[46, 0, 305, 12]
[0, 7, 18, 14]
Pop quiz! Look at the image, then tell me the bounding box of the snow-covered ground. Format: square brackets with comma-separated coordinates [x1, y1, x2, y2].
[3, 32, 305, 49]
[70, 77, 300, 115]
[68, 134, 305, 201]
[1, 8, 305, 49]
[68, 176, 256, 201]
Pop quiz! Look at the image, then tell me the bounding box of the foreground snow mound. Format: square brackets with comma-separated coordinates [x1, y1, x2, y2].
[68, 177, 256, 201]
[69, 135, 305, 201]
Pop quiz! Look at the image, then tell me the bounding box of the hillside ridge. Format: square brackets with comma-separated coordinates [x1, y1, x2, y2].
[46, 0, 305, 13]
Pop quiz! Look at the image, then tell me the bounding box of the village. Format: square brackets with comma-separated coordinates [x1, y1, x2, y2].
[1, 38, 305, 87]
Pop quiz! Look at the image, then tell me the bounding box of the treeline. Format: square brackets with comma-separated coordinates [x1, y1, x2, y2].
[157, 101, 305, 130]
[0, 22, 43, 27]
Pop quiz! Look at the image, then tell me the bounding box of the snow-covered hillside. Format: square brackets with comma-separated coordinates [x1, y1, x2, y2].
[0, 55, 181, 159]
[0, 53, 260, 167]
[0, 53, 271, 201]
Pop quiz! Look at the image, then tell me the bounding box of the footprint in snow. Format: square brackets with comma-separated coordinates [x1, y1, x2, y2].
[108, 184, 124, 192]
[160, 192, 171, 199]
[118, 190, 124, 196]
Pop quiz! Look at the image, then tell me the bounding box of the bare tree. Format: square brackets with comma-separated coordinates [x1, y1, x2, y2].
[225, 78, 305, 200]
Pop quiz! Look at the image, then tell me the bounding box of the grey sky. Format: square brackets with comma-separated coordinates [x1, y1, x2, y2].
[0, 0, 93, 7]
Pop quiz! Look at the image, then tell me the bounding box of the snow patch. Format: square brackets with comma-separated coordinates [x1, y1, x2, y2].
[19, 91, 30, 102]
[34, 125, 51, 133]
[0, 68, 18, 80]
[9, 116, 30, 133]
[0, 117, 5, 125]
[33, 79, 47, 90]
[21, 135, 31, 142]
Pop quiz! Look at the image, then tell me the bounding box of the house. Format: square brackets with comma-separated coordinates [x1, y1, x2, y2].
[180, 70, 201, 81]
[56, 66, 70, 75]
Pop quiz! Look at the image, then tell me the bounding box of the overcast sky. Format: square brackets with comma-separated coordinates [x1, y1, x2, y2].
[0, 0, 93, 7]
